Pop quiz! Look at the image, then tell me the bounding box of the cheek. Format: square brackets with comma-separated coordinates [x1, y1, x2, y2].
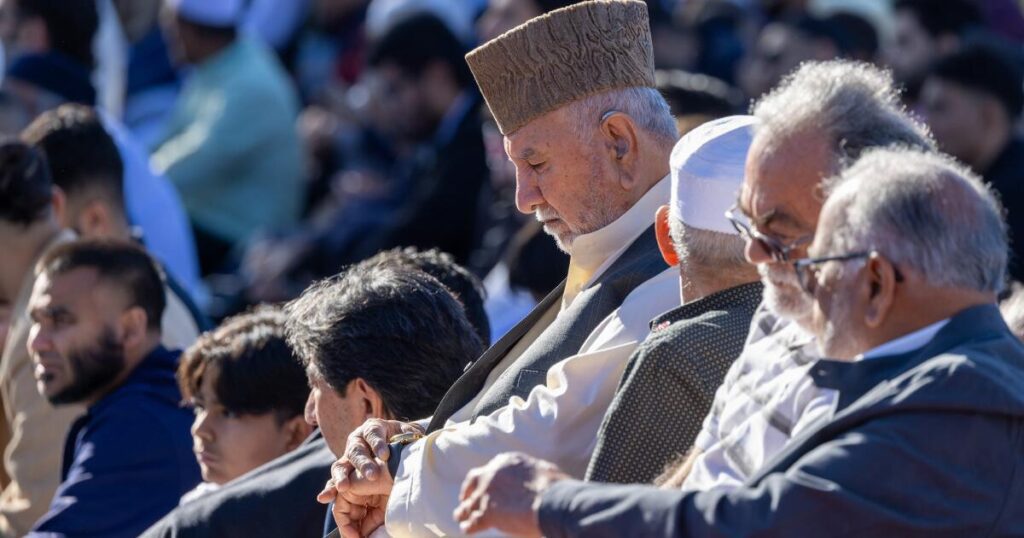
[314, 393, 357, 456]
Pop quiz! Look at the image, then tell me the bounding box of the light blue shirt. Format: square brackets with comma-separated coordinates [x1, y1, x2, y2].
[859, 318, 951, 361]
[100, 111, 203, 304]
[152, 38, 304, 244]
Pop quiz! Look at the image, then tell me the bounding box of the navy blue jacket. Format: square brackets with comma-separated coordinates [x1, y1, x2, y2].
[30, 346, 200, 537]
[539, 304, 1024, 537]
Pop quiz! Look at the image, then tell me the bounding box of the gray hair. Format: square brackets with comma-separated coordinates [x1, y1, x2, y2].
[824, 148, 1008, 294]
[668, 208, 747, 271]
[752, 60, 936, 168]
[568, 86, 679, 147]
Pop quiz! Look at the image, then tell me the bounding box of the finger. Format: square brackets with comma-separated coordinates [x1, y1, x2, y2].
[363, 421, 391, 461]
[359, 509, 386, 537]
[458, 503, 491, 535]
[317, 479, 337, 504]
[346, 432, 381, 481]
[459, 470, 481, 502]
[334, 459, 356, 491]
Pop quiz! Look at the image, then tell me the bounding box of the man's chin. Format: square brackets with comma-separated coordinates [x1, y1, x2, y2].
[762, 281, 812, 322]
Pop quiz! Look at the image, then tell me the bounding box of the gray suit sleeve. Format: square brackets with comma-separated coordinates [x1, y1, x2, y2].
[541, 412, 1021, 537]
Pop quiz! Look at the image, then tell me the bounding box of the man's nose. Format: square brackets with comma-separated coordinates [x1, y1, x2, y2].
[744, 237, 772, 265]
[514, 170, 543, 215]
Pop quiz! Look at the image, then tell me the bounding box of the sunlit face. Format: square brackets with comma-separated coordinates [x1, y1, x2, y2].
[304, 374, 365, 458]
[883, 10, 936, 86]
[919, 78, 989, 167]
[504, 107, 624, 254]
[368, 63, 431, 142]
[27, 269, 128, 405]
[739, 129, 833, 326]
[806, 203, 867, 359]
[190, 364, 299, 485]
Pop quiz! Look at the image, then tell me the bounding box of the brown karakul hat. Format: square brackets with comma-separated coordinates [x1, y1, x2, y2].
[466, 0, 655, 135]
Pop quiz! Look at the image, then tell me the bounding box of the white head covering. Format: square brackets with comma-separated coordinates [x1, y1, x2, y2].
[167, 0, 244, 28]
[670, 115, 758, 235]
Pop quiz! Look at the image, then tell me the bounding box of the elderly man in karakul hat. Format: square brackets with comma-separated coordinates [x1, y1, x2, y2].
[320, 6, 758, 537]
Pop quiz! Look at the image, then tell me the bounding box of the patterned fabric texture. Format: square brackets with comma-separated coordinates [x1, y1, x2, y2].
[584, 281, 764, 484]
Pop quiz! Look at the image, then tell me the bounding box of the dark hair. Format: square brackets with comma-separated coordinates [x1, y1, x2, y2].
[178, 306, 308, 422]
[0, 139, 53, 226]
[534, 0, 581, 12]
[893, 0, 982, 39]
[363, 247, 490, 347]
[21, 104, 125, 208]
[285, 264, 484, 421]
[38, 239, 166, 331]
[14, 0, 99, 68]
[655, 70, 742, 119]
[930, 43, 1024, 119]
[367, 13, 473, 88]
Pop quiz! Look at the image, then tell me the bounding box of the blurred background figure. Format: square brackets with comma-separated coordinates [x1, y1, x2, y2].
[919, 42, 1024, 281]
[154, 0, 304, 276]
[881, 0, 983, 106]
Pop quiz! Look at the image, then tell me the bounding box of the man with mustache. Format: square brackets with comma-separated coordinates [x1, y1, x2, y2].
[455, 59, 936, 534]
[322, 1, 682, 535]
[455, 146, 1024, 537]
[25, 240, 199, 537]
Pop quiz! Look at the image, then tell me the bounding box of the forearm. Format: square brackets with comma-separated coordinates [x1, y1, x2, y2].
[386, 344, 635, 537]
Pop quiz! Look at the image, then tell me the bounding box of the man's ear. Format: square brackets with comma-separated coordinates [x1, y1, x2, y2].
[77, 200, 112, 239]
[51, 186, 67, 226]
[654, 205, 680, 267]
[863, 254, 897, 329]
[352, 378, 389, 420]
[600, 112, 640, 189]
[281, 414, 314, 452]
[119, 305, 151, 351]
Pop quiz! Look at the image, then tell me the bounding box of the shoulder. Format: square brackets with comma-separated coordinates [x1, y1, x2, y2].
[87, 392, 191, 456]
[143, 438, 334, 536]
[884, 339, 1024, 416]
[581, 268, 679, 352]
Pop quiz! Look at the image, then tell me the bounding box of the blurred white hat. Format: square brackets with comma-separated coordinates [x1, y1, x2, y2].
[166, 0, 244, 27]
[670, 115, 757, 235]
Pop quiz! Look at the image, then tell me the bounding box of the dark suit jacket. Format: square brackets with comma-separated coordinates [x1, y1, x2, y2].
[538, 304, 1024, 537]
[427, 225, 668, 432]
[141, 431, 334, 538]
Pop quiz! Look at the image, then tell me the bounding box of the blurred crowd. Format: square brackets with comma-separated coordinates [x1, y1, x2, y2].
[0, 0, 1023, 536]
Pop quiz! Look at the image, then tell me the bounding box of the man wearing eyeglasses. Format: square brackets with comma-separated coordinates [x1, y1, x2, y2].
[454, 146, 1024, 538]
[651, 60, 937, 494]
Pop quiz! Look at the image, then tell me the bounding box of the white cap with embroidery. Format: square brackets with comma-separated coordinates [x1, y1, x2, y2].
[166, 0, 244, 27]
[670, 115, 758, 235]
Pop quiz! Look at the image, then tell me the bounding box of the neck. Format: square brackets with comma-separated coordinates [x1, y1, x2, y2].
[192, 38, 233, 65]
[679, 264, 758, 303]
[84, 337, 161, 408]
[857, 287, 996, 356]
[0, 221, 61, 302]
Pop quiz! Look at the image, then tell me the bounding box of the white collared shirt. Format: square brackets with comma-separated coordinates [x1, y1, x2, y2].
[384, 176, 680, 537]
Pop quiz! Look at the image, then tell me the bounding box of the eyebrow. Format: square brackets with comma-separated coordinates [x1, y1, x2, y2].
[737, 197, 802, 231]
[29, 305, 72, 322]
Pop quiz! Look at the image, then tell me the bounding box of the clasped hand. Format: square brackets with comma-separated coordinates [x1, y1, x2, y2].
[318, 418, 422, 538]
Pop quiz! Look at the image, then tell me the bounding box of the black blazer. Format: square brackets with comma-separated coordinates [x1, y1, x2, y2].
[141, 431, 334, 538]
